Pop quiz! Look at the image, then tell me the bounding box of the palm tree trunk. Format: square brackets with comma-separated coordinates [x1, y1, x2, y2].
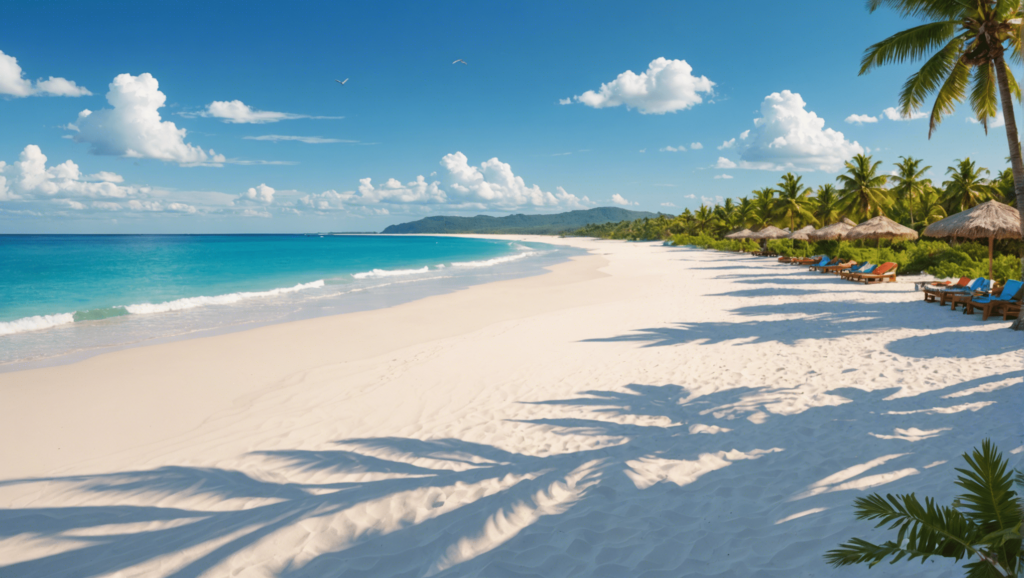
[992, 52, 1024, 330]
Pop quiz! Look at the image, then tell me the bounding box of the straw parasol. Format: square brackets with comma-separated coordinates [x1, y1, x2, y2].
[808, 220, 856, 241]
[753, 225, 790, 239]
[787, 225, 817, 241]
[923, 200, 1022, 280]
[841, 217, 857, 226]
[724, 228, 755, 240]
[844, 215, 919, 243]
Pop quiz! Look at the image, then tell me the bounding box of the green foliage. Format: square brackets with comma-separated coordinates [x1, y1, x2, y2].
[825, 440, 1022, 576]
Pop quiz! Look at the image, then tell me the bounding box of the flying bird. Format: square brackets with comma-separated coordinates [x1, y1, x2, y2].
[335, 78, 348, 85]
[452, 59, 467, 65]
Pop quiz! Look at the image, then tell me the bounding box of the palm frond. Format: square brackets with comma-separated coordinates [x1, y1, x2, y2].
[866, 0, 968, 20]
[860, 21, 960, 74]
[928, 58, 971, 137]
[954, 439, 1021, 537]
[898, 36, 965, 113]
[969, 63, 999, 134]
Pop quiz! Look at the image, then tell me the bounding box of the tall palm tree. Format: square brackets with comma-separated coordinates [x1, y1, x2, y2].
[836, 154, 891, 221]
[993, 167, 1018, 206]
[772, 173, 818, 230]
[813, 184, 842, 226]
[889, 156, 932, 227]
[693, 204, 714, 235]
[736, 197, 756, 228]
[917, 185, 948, 227]
[752, 187, 776, 229]
[861, 0, 1024, 329]
[943, 157, 994, 212]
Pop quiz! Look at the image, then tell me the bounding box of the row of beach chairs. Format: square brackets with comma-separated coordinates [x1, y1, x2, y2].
[778, 255, 899, 284]
[920, 277, 1023, 321]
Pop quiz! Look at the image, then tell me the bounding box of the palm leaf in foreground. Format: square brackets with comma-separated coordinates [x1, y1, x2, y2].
[824, 440, 1022, 577]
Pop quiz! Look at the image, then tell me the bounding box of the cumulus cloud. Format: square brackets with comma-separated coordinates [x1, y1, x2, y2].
[69, 73, 225, 166]
[301, 152, 590, 213]
[237, 183, 275, 204]
[611, 193, 635, 206]
[690, 142, 703, 150]
[660, 145, 686, 152]
[567, 58, 714, 114]
[0, 145, 139, 201]
[127, 199, 197, 213]
[716, 91, 863, 171]
[660, 202, 676, 207]
[558, 98, 572, 105]
[242, 135, 355, 144]
[845, 114, 878, 124]
[0, 50, 91, 97]
[713, 174, 734, 179]
[701, 195, 724, 206]
[882, 107, 926, 121]
[718, 139, 735, 150]
[195, 100, 343, 124]
[967, 110, 1005, 128]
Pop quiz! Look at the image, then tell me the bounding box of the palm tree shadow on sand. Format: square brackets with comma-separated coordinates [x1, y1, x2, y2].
[1, 369, 1019, 578]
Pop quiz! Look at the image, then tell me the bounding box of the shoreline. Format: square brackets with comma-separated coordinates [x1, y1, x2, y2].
[1, 236, 1019, 577]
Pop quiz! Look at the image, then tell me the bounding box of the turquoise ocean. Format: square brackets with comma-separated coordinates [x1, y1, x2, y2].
[0, 235, 575, 368]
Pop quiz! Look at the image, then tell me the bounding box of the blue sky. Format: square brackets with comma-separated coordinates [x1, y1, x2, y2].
[1, 0, 1019, 233]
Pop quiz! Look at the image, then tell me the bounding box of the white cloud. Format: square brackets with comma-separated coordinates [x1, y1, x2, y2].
[0, 50, 91, 97]
[713, 174, 734, 179]
[239, 207, 271, 218]
[568, 58, 714, 114]
[69, 73, 225, 166]
[611, 193, 635, 206]
[237, 183, 275, 204]
[690, 142, 703, 150]
[718, 139, 735, 150]
[127, 199, 197, 214]
[91, 201, 123, 211]
[701, 195, 724, 206]
[243, 135, 354, 144]
[660, 202, 676, 207]
[845, 114, 878, 124]
[882, 107, 926, 121]
[683, 194, 696, 199]
[196, 100, 343, 124]
[717, 90, 863, 172]
[660, 145, 686, 152]
[2, 145, 138, 200]
[558, 98, 572, 105]
[967, 110, 1005, 128]
[639, 148, 647, 153]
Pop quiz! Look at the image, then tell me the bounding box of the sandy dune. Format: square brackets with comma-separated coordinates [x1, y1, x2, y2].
[0, 236, 1021, 577]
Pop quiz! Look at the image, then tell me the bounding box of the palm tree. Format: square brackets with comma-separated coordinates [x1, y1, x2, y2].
[944, 157, 994, 212]
[693, 204, 714, 235]
[861, 0, 1024, 329]
[736, 197, 756, 229]
[826, 440, 1021, 577]
[772, 173, 818, 230]
[836, 154, 891, 221]
[916, 185, 948, 227]
[751, 187, 776, 229]
[993, 167, 1017, 206]
[889, 156, 932, 227]
[813, 184, 842, 226]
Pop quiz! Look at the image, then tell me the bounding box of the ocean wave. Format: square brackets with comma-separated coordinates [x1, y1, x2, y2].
[125, 280, 325, 314]
[352, 266, 430, 280]
[0, 313, 77, 337]
[451, 251, 539, 268]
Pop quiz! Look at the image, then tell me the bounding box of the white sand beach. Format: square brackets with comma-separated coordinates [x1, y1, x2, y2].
[0, 236, 1021, 578]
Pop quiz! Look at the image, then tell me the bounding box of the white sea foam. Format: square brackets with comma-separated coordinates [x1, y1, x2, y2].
[124, 280, 325, 315]
[352, 267, 430, 280]
[451, 251, 538, 268]
[0, 313, 77, 336]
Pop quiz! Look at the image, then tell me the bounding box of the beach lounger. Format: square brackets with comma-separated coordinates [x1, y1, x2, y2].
[854, 262, 899, 284]
[821, 260, 857, 274]
[963, 280, 1024, 320]
[788, 255, 824, 266]
[1003, 300, 1022, 321]
[946, 278, 991, 309]
[808, 257, 837, 271]
[923, 277, 970, 303]
[839, 263, 875, 280]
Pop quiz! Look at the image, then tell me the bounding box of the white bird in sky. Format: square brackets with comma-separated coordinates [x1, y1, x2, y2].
[335, 78, 348, 85]
[452, 59, 467, 65]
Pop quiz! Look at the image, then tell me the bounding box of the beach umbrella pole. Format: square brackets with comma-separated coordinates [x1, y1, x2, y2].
[988, 237, 994, 281]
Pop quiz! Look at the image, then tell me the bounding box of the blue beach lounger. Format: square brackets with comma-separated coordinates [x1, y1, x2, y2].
[964, 280, 1024, 320]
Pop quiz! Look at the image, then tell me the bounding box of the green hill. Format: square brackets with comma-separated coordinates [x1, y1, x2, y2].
[380, 207, 662, 235]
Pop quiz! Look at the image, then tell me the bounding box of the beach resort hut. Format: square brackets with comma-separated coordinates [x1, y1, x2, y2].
[923, 200, 1022, 280]
[845, 216, 919, 244]
[808, 220, 856, 242]
[725, 228, 754, 240]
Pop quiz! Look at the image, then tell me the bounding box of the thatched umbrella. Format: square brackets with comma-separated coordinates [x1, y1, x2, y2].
[787, 225, 817, 241]
[845, 215, 919, 243]
[841, 217, 857, 226]
[923, 200, 1021, 280]
[725, 228, 755, 240]
[808, 220, 856, 241]
[753, 225, 790, 240]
